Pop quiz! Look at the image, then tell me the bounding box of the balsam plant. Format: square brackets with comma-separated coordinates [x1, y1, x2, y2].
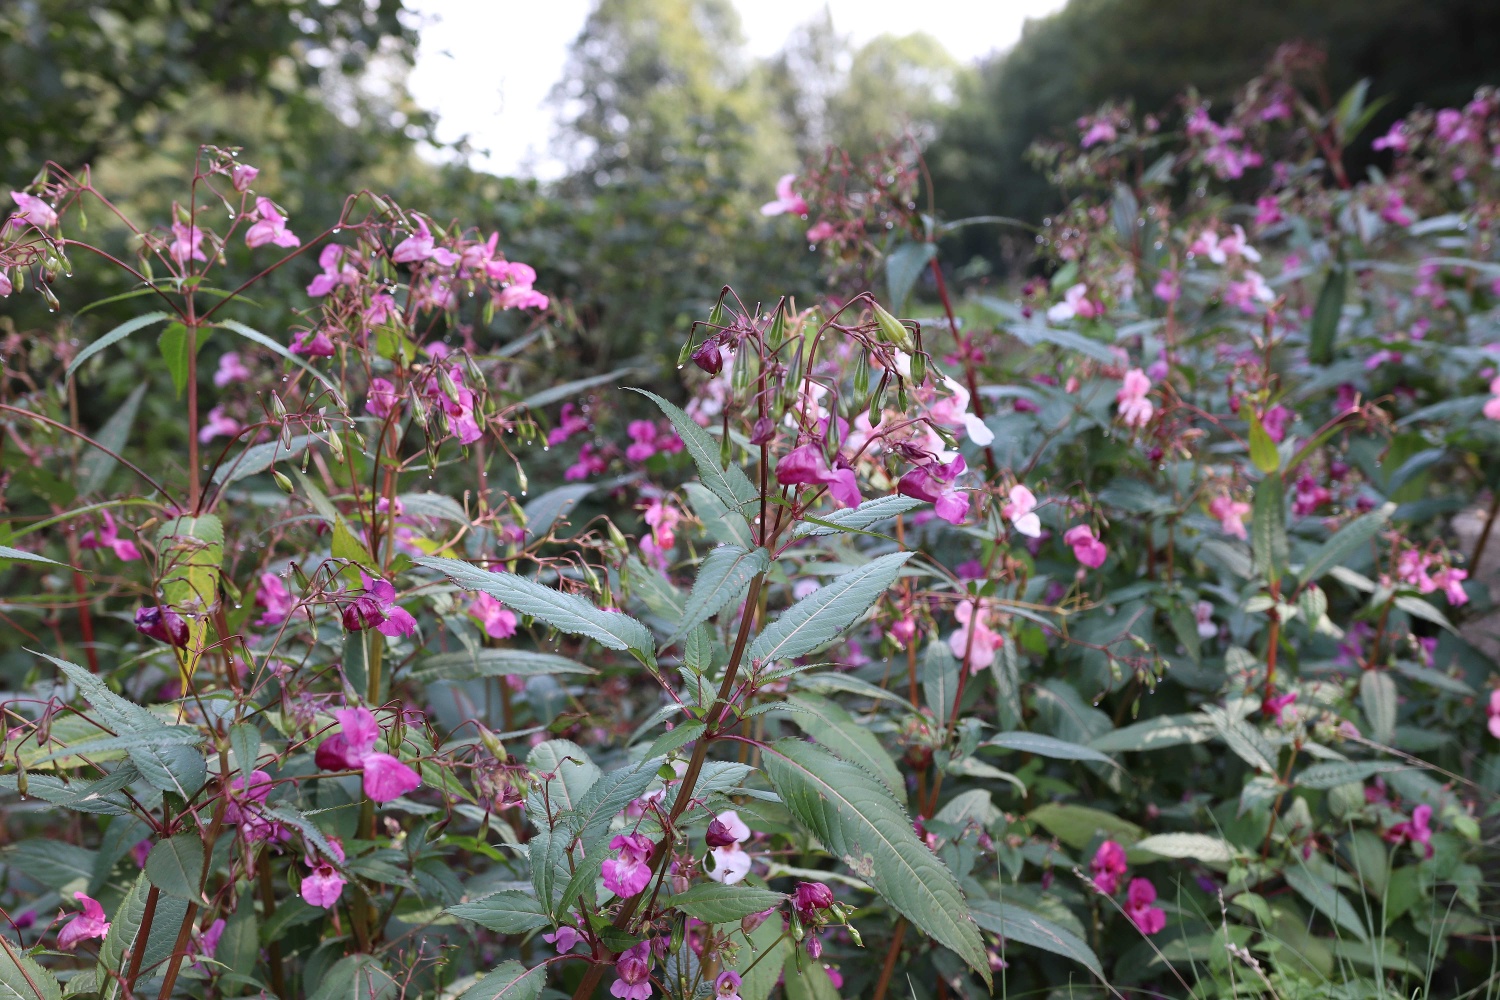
[2, 44, 1500, 1000]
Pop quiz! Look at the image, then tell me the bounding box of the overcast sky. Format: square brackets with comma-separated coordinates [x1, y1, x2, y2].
[405, 0, 1070, 179]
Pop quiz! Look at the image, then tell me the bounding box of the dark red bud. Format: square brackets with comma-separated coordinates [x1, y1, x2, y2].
[705, 818, 737, 848]
[691, 341, 723, 375]
[749, 415, 775, 445]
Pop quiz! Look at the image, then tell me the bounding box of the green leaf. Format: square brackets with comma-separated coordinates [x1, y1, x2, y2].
[146, 834, 204, 901]
[762, 739, 991, 987]
[672, 545, 770, 640]
[157, 323, 197, 398]
[1251, 473, 1287, 579]
[415, 555, 656, 666]
[308, 955, 397, 1000]
[794, 672, 910, 707]
[1299, 503, 1394, 583]
[1284, 867, 1368, 942]
[0, 546, 69, 568]
[565, 757, 665, 851]
[1247, 409, 1280, 474]
[669, 883, 786, 923]
[458, 962, 546, 1000]
[793, 495, 925, 538]
[785, 693, 903, 795]
[1295, 761, 1408, 790]
[983, 732, 1118, 766]
[682, 482, 754, 548]
[1360, 671, 1397, 744]
[1308, 263, 1346, 365]
[977, 296, 1118, 363]
[217, 319, 346, 407]
[1087, 715, 1214, 753]
[1204, 706, 1278, 774]
[5, 841, 97, 890]
[1131, 833, 1238, 865]
[1393, 595, 1457, 633]
[527, 739, 601, 814]
[628, 388, 757, 511]
[210, 434, 310, 486]
[229, 722, 261, 787]
[65, 312, 173, 382]
[1026, 804, 1144, 850]
[748, 552, 912, 664]
[522, 483, 593, 541]
[782, 952, 840, 1000]
[77, 383, 148, 495]
[644, 721, 706, 759]
[0, 934, 62, 1000]
[970, 900, 1101, 977]
[447, 891, 550, 934]
[922, 639, 959, 727]
[97, 872, 151, 1000]
[408, 648, 595, 683]
[886, 242, 938, 313]
[728, 904, 788, 1000]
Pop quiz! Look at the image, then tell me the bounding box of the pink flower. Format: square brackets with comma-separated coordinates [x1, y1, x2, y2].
[214, 351, 251, 387]
[602, 833, 655, 898]
[1003, 484, 1042, 537]
[307, 245, 355, 297]
[1380, 192, 1414, 227]
[1153, 270, 1179, 302]
[611, 940, 654, 1000]
[805, 220, 836, 243]
[342, 575, 417, 639]
[290, 329, 336, 357]
[1208, 495, 1250, 540]
[1255, 196, 1284, 227]
[301, 843, 347, 908]
[776, 444, 862, 508]
[1385, 804, 1434, 858]
[626, 420, 661, 463]
[9, 191, 58, 230]
[316, 706, 422, 803]
[760, 174, 808, 217]
[1262, 691, 1298, 725]
[169, 221, 208, 267]
[949, 599, 1002, 671]
[887, 615, 918, 647]
[548, 403, 589, 445]
[230, 164, 260, 192]
[1124, 878, 1167, 934]
[245, 197, 301, 248]
[1090, 840, 1128, 895]
[56, 892, 110, 949]
[224, 769, 289, 843]
[706, 810, 753, 885]
[897, 455, 969, 524]
[566, 442, 607, 481]
[188, 918, 226, 973]
[1079, 118, 1117, 147]
[1047, 283, 1101, 323]
[365, 377, 401, 419]
[135, 606, 189, 646]
[81, 510, 141, 562]
[198, 405, 241, 443]
[928, 376, 995, 447]
[425, 365, 484, 445]
[1372, 122, 1409, 153]
[793, 882, 835, 923]
[255, 572, 294, 627]
[0, 271, 11, 297]
[392, 218, 458, 266]
[1116, 368, 1154, 428]
[544, 924, 583, 953]
[1064, 524, 1108, 568]
[714, 970, 743, 1000]
[469, 593, 518, 639]
[1487, 690, 1500, 740]
[1195, 600, 1217, 639]
[1292, 476, 1331, 516]
[1432, 566, 1468, 606]
[1261, 404, 1292, 443]
[1224, 271, 1274, 313]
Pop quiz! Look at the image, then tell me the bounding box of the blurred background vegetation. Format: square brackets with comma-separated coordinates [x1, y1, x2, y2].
[6, 0, 1500, 380]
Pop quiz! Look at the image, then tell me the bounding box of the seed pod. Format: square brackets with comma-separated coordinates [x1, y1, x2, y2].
[852, 349, 871, 397]
[910, 351, 926, 385]
[327, 431, 345, 462]
[868, 372, 889, 425]
[269, 393, 287, 420]
[766, 299, 788, 351]
[272, 469, 294, 493]
[872, 302, 915, 352]
[896, 376, 908, 412]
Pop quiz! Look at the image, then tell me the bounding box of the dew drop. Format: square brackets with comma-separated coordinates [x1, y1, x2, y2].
[332, 227, 342, 234]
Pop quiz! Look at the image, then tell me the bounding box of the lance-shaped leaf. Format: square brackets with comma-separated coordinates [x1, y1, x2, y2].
[77, 383, 148, 495]
[309, 955, 397, 1000]
[408, 649, 595, 683]
[785, 693, 903, 795]
[0, 933, 62, 1000]
[982, 732, 1118, 766]
[146, 833, 205, 901]
[672, 545, 769, 640]
[683, 482, 754, 548]
[66, 312, 173, 381]
[458, 961, 546, 1000]
[761, 739, 990, 987]
[669, 883, 787, 923]
[794, 495, 926, 537]
[1299, 503, 1394, 584]
[218, 319, 347, 407]
[447, 891, 550, 934]
[970, 900, 1102, 977]
[628, 388, 757, 511]
[97, 871, 150, 1000]
[415, 556, 655, 666]
[1251, 473, 1288, 579]
[749, 552, 912, 664]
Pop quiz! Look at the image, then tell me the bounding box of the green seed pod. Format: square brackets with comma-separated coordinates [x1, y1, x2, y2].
[910, 351, 926, 385]
[872, 302, 915, 352]
[766, 299, 788, 351]
[852, 349, 871, 398]
[896, 376, 908, 412]
[272, 469, 294, 494]
[327, 430, 345, 463]
[869, 372, 888, 425]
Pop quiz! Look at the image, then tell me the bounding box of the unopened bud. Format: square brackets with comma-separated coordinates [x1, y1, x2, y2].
[516, 465, 528, 495]
[766, 299, 788, 350]
[749, 415, 775, 445]
[910, 351, 926, 385]
[691, 341, 723, 375]
[327, 431, 345, 462]
[607, 521, 629, 552]
[269, 393, 287, 420]
[872, 302, 915, 352]
[437, 366, 462, 405]
[853, 349, 871, 397]
[477, 726, 505, 759]
[272, 469, 294, 493]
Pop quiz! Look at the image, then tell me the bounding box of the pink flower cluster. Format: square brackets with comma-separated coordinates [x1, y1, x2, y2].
[1090, 841, 1166, 935]
[314, 707, 422, 803]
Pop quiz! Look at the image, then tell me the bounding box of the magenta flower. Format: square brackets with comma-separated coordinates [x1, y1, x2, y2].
[1003, 484, 1042, 538]
[1124, 878, 1166, 934]
[1385, 804, 1434, 858]
[566, 442, 607, 481]
[897, 455, 969, 525]
[806, 220, 835, 243]
[611, 940, 654, 1000]
[255, 572, 294, 627]
[307, 245, 355, 297]
[342, 575, 418, 639]
[392, 218, 458, 266]
[705, 810, 752, 885]
[1090, 840, 1128, 895]
[792, 881, 835, 923]
[714, 970, 743, 1000]
[315, 706, 422, 803]
[775, 444, 862, 508]
[425, 365, 484, 445]
[365, 377, 401, 419]
[1261, 404, 1292, 443]
[1372, 122, 1409, 152]
[469, 593, 518, 639]
[547, 403, 589, 446]
[949, 598, 1002, 672]
[245, 197, 301, 249]
[760, 174, 808, 217]
[1262, 691, 1298, 726]
[56, 892, 110, 950]
[290, 328, 336, 358]
[544, 924, 583, 953]
[80, 510, 141, 562]
[301, 841, 347, 908]
[1208, 495, 1250, 540]
[230, 163, 260, 192]
[169, 221, 208, 267]
[1487, 690, 1500, 739]
[224, 769, 288, 843]
[214, 351, 251, 387]
[1115, 368, 1154, 428]
[9, 191, 58, 230]
[602, 833, 656, 898]
[1255, 196, 1284, 227]
[1064, 525, 1108, 569]
[1292, 476, 1332, 516]
[626, 420, 661, 463]
[1153, 269, 1179, 302]
[199, 405, 241, 444]
[135, 606, 189, 647]
[188, 917, 226, 973]
[1432, 566, 1469, 606]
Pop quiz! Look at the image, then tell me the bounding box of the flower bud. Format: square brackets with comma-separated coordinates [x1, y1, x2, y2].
[766, 300, 788, 351]
[135, 606, 190, 647]
[269, 393, 287, 420]
[749, 415, 775, 446]
[872, 302, 915, 352]
[327, 431, 345, 462]
[691, 341, 723, 376]
[342, 596, 384, 632]
[705, 817, 737, 848]
[272, 469, 294, 493]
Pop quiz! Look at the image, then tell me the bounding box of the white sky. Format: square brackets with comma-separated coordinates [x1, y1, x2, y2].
[406, 0, 1070, 179]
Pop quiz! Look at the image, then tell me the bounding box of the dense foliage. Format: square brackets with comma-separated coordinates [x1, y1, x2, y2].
[5, 22, 1500, 1000]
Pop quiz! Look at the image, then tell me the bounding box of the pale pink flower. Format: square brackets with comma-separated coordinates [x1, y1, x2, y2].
[1372, 122, 1409, 153]
[57, 892, 110, 949]
[1195, 600, 1217, 639]
[0, 271, 11, 297]
[929, 376, 994, 446]
[544, 924, 583, 953]
[469, 593, 518, 639]
[1079, 118, 1117, 147]
[950, 598, 1002, 671]
[760, 174, 808, 217]
[1487, 690, 1500, 740]
[9, 191, 57, 230]
[806, 220, 836, 243]
[170, 221, 208, 266]
[705, 810, 753, 885]
[1064, 524, 1108, 568]
[1003, 484, 1042, 537]
[602, 833, 655, 898]
[230, 164, 260, 192]
[214, 351, 251, 387]
[301, 843, 346, 908]
[1115, 369, 1154, 428]
[1153, 270, 1179, 302]
[198, 405, 241, 443]
[1224, 271, 1274, 313]
[245, 197, 301, 248]
[1208, 495, 1250, 540]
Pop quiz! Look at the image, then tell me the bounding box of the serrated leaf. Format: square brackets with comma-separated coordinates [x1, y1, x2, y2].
[672, 545, 769, 640]
[1247, 409, 1280, 473]
[308, 955, 397, 1000]
[1360, 671, 1398, 744]
[66, 312, 173, 382]
[527, 739, 600, 815]
[748, 552, 912, 664]
[146, 834, 204, 901]
[397, 492, 470, 524]
[0, 546, 69, 568]
[644, 721, 706, 760]
[157, 323, 194, 397]
[0, 934, 62, 1000]
[447, 891, 550, 934]
[522, 483, 593, 541]
[1284, 866, 1368, 942]
[921, 639, 959, 727]
[793, 494, 926, 537]
[1393, 595, 1456, 634]
[1026, 804, 1144, 849]
[519, 365, 640, 411]
[1295, 760, 1407, 790]
[785, 693, 902, 795]
[628, 388, 757, 511]
[970, 900, 1101, 977]
[1300, 503, 1394, 584]
[1252, 473, 1287, 578]
[566, 757, 665, 851]
[78, 383, 147, 495]
[1087, 714, 1214, 753]
[983, 732, 1118, 766]
[1131, 833, 1238, 864]
[683, 482, 755, 548]
[1204, 706, 1277, 774]
[415, 556, 655, 665]
[458, 962, 546, 1000]
[669, 883, 786, 923]
[761, 739, 990, 986]
[5, 841, 97, 890]
[97, 871, 150, 998]
[408, 649, 595, 683]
